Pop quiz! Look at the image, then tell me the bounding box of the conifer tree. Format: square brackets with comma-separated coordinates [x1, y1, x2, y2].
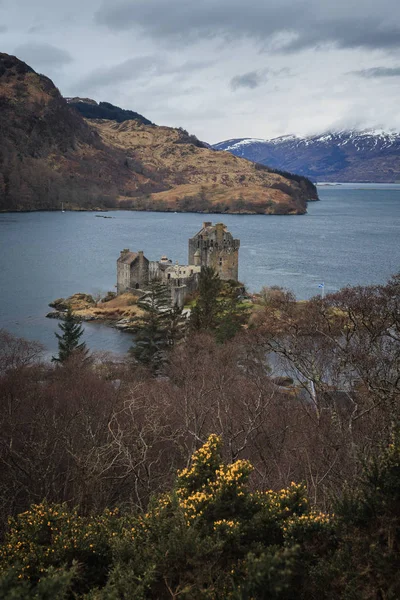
[190, 267, 248, 341]
[189, 267, 222, 332]
[131, 280, 176, 371]
[165, 302, 187, 347]
[52, 306, 88, 363]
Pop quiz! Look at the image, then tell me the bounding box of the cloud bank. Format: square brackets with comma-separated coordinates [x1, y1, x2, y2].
[0, 0, 400, 142]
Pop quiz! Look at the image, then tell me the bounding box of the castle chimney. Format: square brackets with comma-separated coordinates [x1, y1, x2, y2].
[203, 221, 212, 228]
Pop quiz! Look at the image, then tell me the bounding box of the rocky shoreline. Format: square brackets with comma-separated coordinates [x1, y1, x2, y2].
[46, 293, 142, 332]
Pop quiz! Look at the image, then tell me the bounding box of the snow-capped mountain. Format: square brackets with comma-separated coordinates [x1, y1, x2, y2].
[213, 130, 400, 182]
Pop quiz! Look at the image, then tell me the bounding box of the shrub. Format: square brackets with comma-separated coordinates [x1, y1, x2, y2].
[0, 503, 121, 594]
[99, 435, 333, 599]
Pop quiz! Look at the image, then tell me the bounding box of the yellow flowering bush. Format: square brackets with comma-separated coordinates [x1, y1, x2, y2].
[2, 433, 399, 598]
[0, 502, 121, 590]
[0, 436, 336, 599]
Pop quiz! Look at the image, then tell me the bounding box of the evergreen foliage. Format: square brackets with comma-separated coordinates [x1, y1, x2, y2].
[190, 267, 223, 332]
[70, 100, 153, 126]
[190, 268, 249, 341]
[132, 280, 186, 371]
[52, 307, 88, 363]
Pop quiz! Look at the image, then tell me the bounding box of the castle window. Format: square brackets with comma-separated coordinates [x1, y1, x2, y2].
[219, 258, 223, 266]
[135, 283, 140, 289]
[177, 279, 180, 286]
[191, 269, 193, 275]
[197, 241, 200, 248]
[167, 273, 171, 279]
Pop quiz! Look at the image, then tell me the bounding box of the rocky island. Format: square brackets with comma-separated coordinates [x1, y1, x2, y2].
[47, 293, 142, 332]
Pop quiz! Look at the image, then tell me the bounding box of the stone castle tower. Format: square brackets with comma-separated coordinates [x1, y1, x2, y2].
[117, 222, 240, 306]
[188, 222, 240, 281]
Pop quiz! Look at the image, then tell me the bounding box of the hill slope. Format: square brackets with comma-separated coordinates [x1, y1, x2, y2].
[213, 131, 400, 182]
[0, 53, 316, 214]
[90, 119, 317, 213]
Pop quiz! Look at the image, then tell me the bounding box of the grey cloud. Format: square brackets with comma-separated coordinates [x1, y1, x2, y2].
[284, 18, 400, 52]
[94, 0, 400, 52]
[0, 25, 7, 34]
[28, 25, 44, 34]
[75, 55, 214, 92]
[80, 56, 163, 90]
[95, 0, 304, 42]
[231, 71, 266, 90]
[351, 66, 400, 78]
[14, 42, 73, 67]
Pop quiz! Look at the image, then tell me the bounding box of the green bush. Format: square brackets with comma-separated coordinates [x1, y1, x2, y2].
[0, 503, 121, 594]
[3, 433, 400, 599]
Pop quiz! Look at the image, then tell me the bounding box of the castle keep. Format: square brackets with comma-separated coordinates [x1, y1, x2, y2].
[117, 222, 240, 306]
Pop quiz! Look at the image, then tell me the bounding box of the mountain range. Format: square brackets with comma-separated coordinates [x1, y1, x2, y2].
[213, 131, 400, 183]
[0, 52, 316, 214]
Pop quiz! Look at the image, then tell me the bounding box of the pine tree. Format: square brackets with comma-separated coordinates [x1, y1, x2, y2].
[52, 306, 88, 363]
[165, 302, 187, 347]
[131, 280, 174, 371]
[215, 279, 250, 343]
[189, 267, 222, 332]
[190, 268, 248, 342]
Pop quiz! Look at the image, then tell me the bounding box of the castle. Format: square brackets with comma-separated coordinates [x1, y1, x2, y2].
[117, 222, 240, 306]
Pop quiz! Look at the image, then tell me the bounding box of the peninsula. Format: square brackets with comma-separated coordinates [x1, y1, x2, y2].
[0, 53, 317, 215]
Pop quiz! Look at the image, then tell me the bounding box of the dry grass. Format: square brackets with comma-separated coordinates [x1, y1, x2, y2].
[68, 292, 143, 321]
[89, 119, 306, 214]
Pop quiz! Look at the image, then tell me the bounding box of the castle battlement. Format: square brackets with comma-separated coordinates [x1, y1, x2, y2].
[117, 223, 239, 306]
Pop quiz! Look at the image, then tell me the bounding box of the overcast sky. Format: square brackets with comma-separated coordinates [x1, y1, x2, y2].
[1, 0, 400, 143]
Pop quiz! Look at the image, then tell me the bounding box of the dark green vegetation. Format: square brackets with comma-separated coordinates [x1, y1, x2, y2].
[1, 436, 400, 598]
[68, 99, 152, 126]
[52, 306, 88, 363]
[254, 162, 318, 202]
[0, 274, 399, 598]
[190, 267, 249, 342]
[131, 280, 186, 372]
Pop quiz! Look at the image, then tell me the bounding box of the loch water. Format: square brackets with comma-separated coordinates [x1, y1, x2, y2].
[1, 183, 399, 356]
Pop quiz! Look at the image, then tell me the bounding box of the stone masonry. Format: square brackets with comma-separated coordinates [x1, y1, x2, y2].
[117, 222, 240, 306]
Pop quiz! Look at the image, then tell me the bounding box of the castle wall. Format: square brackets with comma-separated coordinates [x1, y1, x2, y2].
[188, 222, 240, 281]
[148, 261, 161, 282]
[118, 223, 239, 303]
[117, 263, 131, 294]
[130, 253, 149, 290]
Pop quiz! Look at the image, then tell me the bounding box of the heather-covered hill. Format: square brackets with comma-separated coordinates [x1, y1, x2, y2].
[0, 53, 317, 214]
[0, 53, 145, 210]
[90, 119, 318, 213]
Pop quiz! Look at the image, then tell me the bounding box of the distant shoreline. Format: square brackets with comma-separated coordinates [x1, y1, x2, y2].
[316, 182, 400, 186]
[0, 207, 309, 216]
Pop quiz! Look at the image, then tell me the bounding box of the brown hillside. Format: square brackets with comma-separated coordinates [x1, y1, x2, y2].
[91, 119, 310, 214]
[0, 53, 313, 214]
